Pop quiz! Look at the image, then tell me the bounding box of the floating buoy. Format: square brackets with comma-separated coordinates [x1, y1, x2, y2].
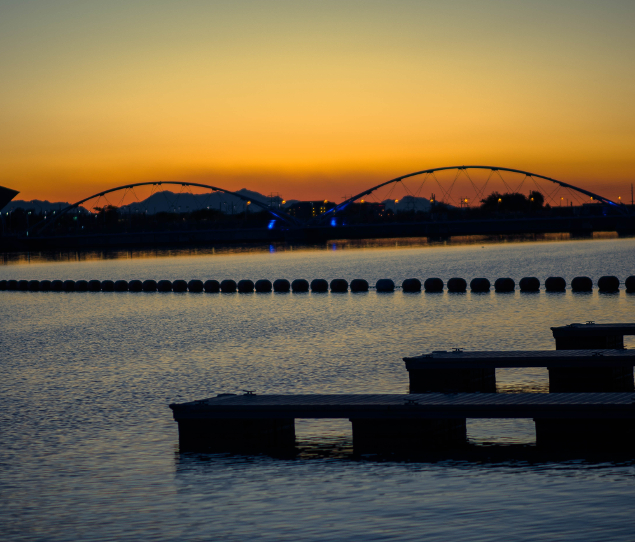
[494, 277, 515, 293]
[292, 279, 309, 292]
[447, 278, 467, 292]
[424, 278, 443, 293]
[27, 280, 40, 291]
[571, 276, 592, 292]
[114, 280, 128, 292]
[402, 278, 422, 292]
[311, 279, 328, 293]
[158, 280, 174, 292]
[142, 279, 157, 292]
[87, 280, 101, 292]
[376, 279, 395, 292]
[519, 277, 540, 292]
[128, 280, 143, 292]
[18, 280, 29, 291]
[63, 280, 76, 292]
[204, 280, 220, 293]
[625, 276, 635, 293]
[237, 279, 254, 293]
[51, 280, 64, 292]
[170, 280, 186, 292]
[7, 280, 18, 290]
[470, 278, 490, 292]
[350, 279, 369, 292]
[40, 280, 52, 291]
[273, 279, 290, 293]
[101, 280, 115, 292]
[545, 277, 566, 292]
[220, 279, 237, 293]
[255, 279, 272, 293]
[598, 275, 619, 293]
[75, 280, 89, 292]
[188, 279, 204, 293]
[0, 280, 7, 290]
[330, 279, 348, 292]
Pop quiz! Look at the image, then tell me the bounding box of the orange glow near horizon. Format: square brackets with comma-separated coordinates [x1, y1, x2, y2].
[1, 2, 634, 204]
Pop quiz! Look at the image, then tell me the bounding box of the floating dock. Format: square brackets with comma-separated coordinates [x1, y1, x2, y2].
[551, 322, 635, 350]
[170, 392, 635, 454]
[403, 350, 635, 393]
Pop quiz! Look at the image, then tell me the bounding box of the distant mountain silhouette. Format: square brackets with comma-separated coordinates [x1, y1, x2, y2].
[382, 195, 434, 212]
[2, 199, 90, 214]
[4, 192, 452, 216]
[120, 188, 281, 214]
[4, 189, 284, 215]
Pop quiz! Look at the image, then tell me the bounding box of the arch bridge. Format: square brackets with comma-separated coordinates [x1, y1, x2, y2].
[29, 181, 301, 235]
[27, 167, 629, 235]
[317, 165, 628, 224]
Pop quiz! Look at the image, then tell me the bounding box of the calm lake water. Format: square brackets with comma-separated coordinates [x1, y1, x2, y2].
[1, 237, 635, 541]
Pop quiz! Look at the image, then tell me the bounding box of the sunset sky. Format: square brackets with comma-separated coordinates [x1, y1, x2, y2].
[1, 0, 634, 203]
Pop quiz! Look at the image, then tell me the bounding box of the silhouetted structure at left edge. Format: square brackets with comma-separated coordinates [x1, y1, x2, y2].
[0, 185, 19, 240]
[0, 186, 19, 213]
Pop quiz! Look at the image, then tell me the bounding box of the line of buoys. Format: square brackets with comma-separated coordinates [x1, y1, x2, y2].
[292, 279, 309, 292]
[519, 277, 540, 292]
[142, 279, 157, 292]
[273, 279, 290, 293]
[129, 280, 142, 292]
[311, 279, 328, 292]
[350, 279, 369, 292]
[255, 279, 272, 293]
[204, 280, 220, 293]
[470, 278, 491, 292]
[447, 278, 467, 292]
[237, 279, 254, 293]
[494, 277, 515, 293]
[221, 279, 237, 293]
[402, 278, 422, 293]
[571, 276, 592, 292]
[3, 276, 634, 293]
[424, 278, 443, 293]
[376, 278, 395, 292]
[545, 277, 566, 292]
[597, 275, 619, 293]
[158, 280, 174, 292]
[114, 280, 128, 292]
[102, 280, 115, 292]
[330, 279, 348, 293]
[189, 279, 204, 293]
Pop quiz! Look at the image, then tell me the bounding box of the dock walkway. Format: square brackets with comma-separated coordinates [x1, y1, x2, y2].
[551, 323, 635, 350]
[403, 350, 635, 392]
[170, 393, 635, 453]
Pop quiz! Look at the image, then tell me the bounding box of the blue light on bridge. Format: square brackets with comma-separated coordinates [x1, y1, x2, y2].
[268, 220, 276, 229]
[330, 218, 337, 227]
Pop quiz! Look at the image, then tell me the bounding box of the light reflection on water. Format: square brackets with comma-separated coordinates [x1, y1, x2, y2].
[1, 231, 622, 266]
[1, 237, 634, 541]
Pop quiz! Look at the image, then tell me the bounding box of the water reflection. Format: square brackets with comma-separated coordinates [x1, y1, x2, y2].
[1, 231, 623, 265]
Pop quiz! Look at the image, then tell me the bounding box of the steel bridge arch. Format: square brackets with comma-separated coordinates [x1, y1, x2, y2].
[29, 181, 300, 235]
[317, 165, 628, 222]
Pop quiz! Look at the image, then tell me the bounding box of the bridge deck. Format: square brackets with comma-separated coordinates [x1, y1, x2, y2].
[170, 393, 635, 420]
[403, 349, 635, 369]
